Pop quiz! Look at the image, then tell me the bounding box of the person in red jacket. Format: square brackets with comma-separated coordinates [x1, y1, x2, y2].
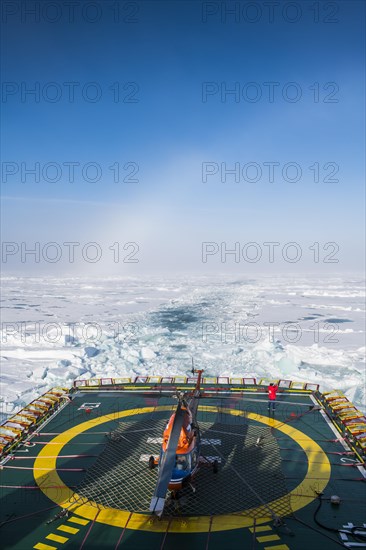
[268, 382, 278, 413]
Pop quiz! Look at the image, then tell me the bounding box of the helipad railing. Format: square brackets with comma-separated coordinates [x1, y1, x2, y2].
[0, 387, 70, 458]
[73, 376, 319, 392]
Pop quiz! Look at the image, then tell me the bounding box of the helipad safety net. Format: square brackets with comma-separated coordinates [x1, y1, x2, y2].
[74, 410, 292, 519]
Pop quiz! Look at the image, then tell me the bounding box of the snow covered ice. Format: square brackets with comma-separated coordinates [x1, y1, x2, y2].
[0, 275, 365, 420]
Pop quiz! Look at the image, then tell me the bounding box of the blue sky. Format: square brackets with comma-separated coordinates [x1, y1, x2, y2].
[1, 1, 365, 275]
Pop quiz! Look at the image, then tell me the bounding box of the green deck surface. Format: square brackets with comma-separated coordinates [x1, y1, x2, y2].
[1, 388, 365, 549]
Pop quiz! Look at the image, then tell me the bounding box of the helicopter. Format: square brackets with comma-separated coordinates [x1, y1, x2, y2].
[146, 368, 317, 516]
[148, 369, 218, 515]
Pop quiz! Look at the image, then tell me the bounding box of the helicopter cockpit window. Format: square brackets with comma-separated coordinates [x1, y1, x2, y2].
[175, 454, 191, 470]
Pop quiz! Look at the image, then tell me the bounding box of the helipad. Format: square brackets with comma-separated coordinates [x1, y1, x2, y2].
[0, 382, 365, 549]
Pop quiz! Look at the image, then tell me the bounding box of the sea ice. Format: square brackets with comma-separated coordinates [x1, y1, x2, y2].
[0, 275, 365, 421]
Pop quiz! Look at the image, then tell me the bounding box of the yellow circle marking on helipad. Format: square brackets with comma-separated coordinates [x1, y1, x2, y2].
[34, 405, 331, 532]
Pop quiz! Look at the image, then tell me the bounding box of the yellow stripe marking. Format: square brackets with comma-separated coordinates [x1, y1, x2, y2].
[264, 545, 290, 550]
[68, 516, 90, 526]
[33, 544, 57, 550]
[57, 524, 79, 534]
[34, 406, 331, 533]
[46, 533, 69, 543]
[257, 534, 281, 542]
[249, 525, 271, 533]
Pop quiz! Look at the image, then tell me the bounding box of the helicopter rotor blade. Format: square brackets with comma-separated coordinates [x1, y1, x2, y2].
[93, 389, 315, 409]
[149, 401, 186, 516]
[89, 389, 315, 409]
